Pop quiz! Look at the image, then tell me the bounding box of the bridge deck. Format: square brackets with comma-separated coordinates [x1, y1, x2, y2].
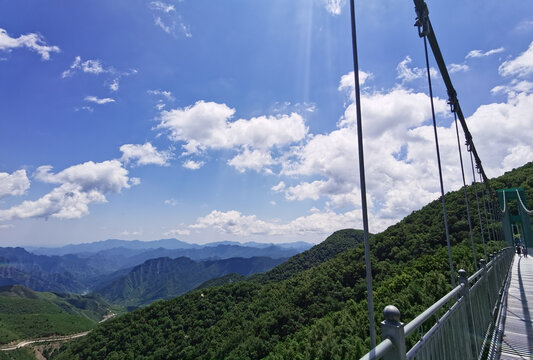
[500, 254, 533, 359]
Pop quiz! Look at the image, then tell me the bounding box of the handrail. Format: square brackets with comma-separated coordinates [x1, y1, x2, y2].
[404, 283, 463, 336]
[359, 248, 514, 360]
[359, 339, 395, 360]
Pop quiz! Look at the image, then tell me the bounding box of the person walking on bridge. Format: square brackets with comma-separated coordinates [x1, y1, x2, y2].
[516, 244, 522, 257]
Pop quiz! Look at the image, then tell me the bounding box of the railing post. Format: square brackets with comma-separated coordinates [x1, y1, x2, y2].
[458, 269, 479, 358]
[381, 305, 406, 360]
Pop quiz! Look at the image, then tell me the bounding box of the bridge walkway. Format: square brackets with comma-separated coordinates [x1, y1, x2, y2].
[500, 254, 533, 359]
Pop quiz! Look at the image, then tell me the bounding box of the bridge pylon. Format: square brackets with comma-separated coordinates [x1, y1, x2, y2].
[497, 187, 533, 250]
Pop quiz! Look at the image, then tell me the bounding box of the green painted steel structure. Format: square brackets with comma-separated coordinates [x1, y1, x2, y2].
[497, 188, 533, 249]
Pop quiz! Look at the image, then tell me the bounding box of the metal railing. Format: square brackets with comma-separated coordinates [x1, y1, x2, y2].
[360, 247, 514, 360]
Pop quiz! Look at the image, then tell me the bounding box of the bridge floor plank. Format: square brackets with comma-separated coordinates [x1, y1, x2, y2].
[500, 254, 533, 360]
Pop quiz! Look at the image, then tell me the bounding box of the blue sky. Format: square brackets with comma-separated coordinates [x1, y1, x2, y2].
[1, 0, 532, 246]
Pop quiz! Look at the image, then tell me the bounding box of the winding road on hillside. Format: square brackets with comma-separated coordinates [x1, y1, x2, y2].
[0, 331, 90, 351]
[0, 312, 116, 351]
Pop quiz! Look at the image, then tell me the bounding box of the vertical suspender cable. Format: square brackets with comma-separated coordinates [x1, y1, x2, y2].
[453, 113, 477, 270]
[479, 173, 494, 243]
[469, 150, 487, 258]
[423, 35, 456, 289]
[349, 0, 376, 348]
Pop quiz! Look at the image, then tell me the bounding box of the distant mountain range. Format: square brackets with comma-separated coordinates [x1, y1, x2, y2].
[96, 256, 287, 309]
[26, 238, 312, 256]
[0, 239, 312, 300]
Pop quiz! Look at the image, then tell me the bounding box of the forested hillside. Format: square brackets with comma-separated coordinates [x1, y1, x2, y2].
[52, 162, 533, 359]
[95, 256, 286, 309]
[0, 285, 110, 345]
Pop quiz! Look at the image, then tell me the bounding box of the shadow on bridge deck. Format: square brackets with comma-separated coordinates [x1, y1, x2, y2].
[500, 254, 533, 359]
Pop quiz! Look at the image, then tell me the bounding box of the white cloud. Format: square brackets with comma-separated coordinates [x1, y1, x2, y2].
[0, 224, 13, 229]
[466, 47, 504, 59]
[466, 90, 533, 177]
[396, 56, 438, 83]
[0, 170, 30, 198]
[149, 1, 175, 13]
[149, 1, 191, 38]
[189, 209, 363, 237]
[164, 198, 177, 206]
[271, 181, 285, 192]
[158, 100, 308, 172]
[227, 148, 275, 173]
[491, 80, 533, 96]
[164, 228, 190, 236]
[1, 160, 135, 221]
[338, 70, 373, 99]
[110, 78, 119, 92]
[0, 28, 60, 60]
[84, 96, 115, 104]
[499, 41, 533, 77]
[324, 0, 345, 15]
[182, 160, 205, 170]
[154, 16, 172, 34]
[62, 56, 108, 78]
[147, 89, 174, 101]
[448, 63, 470, 73]
[120, 143, 172, 167]
[120, 230, 141, 236]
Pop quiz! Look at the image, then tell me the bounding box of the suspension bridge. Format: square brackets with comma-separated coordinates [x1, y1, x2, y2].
[348, 0, 533, 358]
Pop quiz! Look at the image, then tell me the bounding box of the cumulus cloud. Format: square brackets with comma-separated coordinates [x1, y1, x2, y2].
[182, 160, 205, 170]
[0, 170, 30, 198]
[338, 70, 372, 99]
[120, 142, 172, 167]
[158, 100, 308, 172]
[499, 41, 533, 77]
[466, 91, 533, 177]
[0, 160, 135, 221]
[188, 209, 363, 237]
[84, 96, 115, 104]
[0, 28, 60, 60]
[227, 148, 275, 173]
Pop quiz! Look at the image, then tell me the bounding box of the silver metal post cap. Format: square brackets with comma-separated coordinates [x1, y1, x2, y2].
[384, 305, 401, 323]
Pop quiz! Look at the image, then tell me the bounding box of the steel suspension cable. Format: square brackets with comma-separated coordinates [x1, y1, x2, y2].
[479, 173, 494, 243]
[469, 148, 487, 258]
[516, 189, 533, 215]
[423, 35, 456, 289]
[453, 112, 477, 270]
[349, 0, 376, 348]
[500, 190, 506, 213]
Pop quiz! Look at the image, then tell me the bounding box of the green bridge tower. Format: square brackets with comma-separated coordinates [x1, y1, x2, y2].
[498, 188, 533, 249]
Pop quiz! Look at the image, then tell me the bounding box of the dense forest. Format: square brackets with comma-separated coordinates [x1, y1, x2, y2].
[0, 285, 110, 345]
[51, 162, 533, 359]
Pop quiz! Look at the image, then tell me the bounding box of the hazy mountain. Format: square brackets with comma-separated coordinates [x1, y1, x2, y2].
[26, 238, 199, 256]
[0, 248, 100, 293]
[0, 242, 311, 295]
[95, 256, 287, 308]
